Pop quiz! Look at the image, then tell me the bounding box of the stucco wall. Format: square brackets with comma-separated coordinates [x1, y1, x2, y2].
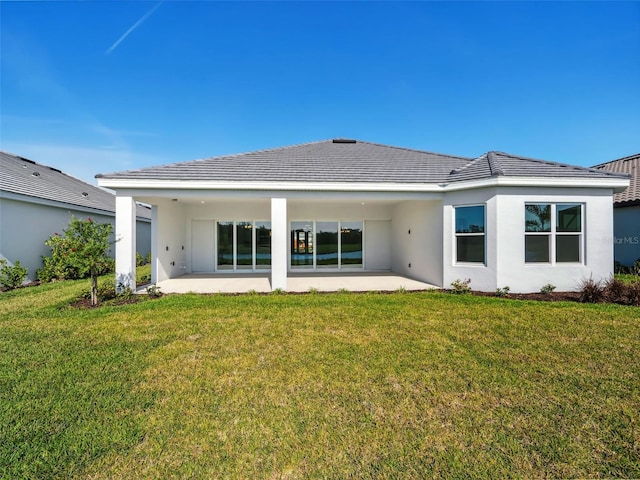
[442, 190, 498, 292]
[153, 199, 187, 282]
[613, 205, 640, 266]
[443, 187, 615, 293]
[0, 197, 149, 281]
[391, 200, 443, 286]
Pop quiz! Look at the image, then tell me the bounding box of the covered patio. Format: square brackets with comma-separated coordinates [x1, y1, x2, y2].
[146, 272, 437, 294]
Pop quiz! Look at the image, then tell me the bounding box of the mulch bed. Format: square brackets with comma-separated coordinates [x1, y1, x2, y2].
[471, 291, 582, 302]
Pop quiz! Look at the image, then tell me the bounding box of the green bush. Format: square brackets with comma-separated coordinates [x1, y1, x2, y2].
[0, 259, 28, 289]
[540, 283, 556, 295]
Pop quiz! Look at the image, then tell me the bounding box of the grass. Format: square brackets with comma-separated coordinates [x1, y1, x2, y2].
[1, 279, 639, 479]
[616, 273, 640, 284]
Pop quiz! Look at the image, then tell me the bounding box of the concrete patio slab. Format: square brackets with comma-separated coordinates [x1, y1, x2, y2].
[149, 272, 437, 294]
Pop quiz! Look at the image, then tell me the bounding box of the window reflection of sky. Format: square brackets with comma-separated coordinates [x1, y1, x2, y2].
[455, 206, 485, 233]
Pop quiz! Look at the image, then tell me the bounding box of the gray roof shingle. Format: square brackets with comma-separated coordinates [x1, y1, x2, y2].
[97, 139, 472, 184]
[593, 153, 640, 207]
[1, 151, 151, 219]
[96, 139, 628, 186]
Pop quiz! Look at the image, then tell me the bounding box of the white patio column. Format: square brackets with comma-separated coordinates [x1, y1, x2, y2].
[115, 196, 137, 292]
[271, 197, 288, 291]
[150, 205, 158, 284]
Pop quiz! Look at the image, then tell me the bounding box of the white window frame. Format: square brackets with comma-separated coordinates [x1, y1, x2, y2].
[454, 204, 486, 265]
[524, 203, 584, 265]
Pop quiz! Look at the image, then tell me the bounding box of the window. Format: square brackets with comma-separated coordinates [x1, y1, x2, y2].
[525, 204, 583, 264]
[455, 205, 485, 263]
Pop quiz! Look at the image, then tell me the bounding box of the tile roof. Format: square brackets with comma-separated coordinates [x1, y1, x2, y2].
[98, 140, 472, 184]
[593, 153, 640, 207]
[0, 151, 151, 219]
[97, 139, 627, 186]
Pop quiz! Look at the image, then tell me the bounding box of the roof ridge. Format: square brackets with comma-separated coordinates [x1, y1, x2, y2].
[486, 151, 504, 176]
[449, 153, 488, 175]
[492, 151, 628, 178]
[355, 139, 473, 161]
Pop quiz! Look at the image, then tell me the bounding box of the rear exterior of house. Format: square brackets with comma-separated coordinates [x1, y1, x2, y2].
[0, 151, 152, 281]
[594, 153, 640, 268]
[96, 139, 629, 293]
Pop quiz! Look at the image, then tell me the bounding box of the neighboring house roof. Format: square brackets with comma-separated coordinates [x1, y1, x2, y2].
[96, 139, 627, 186]
[593, 153, 640, 207]
[0, 151, 151, 219]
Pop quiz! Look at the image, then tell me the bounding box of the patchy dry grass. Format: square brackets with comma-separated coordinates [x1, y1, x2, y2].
[1, 282, 639, 479]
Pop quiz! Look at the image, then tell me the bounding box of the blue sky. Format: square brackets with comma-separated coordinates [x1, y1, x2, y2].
[1, 1, 639, 185]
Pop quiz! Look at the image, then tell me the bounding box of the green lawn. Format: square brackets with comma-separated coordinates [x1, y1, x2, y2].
[1, 278, 639, 479]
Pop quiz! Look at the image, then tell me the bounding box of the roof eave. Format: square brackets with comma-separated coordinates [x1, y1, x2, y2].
[441, 175, 630, 192]
[97, 175, 630, 194]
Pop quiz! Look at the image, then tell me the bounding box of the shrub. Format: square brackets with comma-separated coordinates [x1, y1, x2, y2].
[540, 284, 556, 295]
[146, 285, 162, 298]
[450, 278, 471, 295]
[578, 277, 606, 303]
[0, 259, 28, 290]
[604, 277, 627, 304]
[626, 281, 640, 307]
[495, 286, 510, 297]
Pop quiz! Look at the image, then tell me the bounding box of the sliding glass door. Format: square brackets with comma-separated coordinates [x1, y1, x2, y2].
[255, 222, 271, 269]
[290, 221, 363, 270]
[236, 222, 253, 269]
[217, 222, 234, 270]
[340, 222, 363, 268]
[216, 221, 271, 270]
[316, 222, 339, 268]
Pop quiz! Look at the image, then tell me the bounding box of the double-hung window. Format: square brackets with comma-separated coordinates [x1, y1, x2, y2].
[455, 205, 485, 264]
[525, 203, 583, 264]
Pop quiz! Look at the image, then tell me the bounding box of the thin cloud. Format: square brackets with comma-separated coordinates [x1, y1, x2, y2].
[106, 1, 163, 55]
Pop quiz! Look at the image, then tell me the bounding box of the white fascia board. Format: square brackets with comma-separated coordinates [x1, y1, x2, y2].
[97, 178, 444, 193]
[98, 175, 630, 195]
[440, 176, 630, 192]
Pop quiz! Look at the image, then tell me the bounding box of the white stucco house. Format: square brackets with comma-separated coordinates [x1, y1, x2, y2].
[96, 139, 629, 293]
[0, 151, 152, 282]
[594, 153, 639, 268]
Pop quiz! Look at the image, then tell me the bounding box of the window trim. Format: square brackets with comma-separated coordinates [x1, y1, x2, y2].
[524, 203, 584, 265]
[454, 204, 486, 265]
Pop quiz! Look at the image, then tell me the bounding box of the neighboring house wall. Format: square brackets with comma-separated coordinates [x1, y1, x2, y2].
[0, 195, 151, 281]
[613, 206, 640, 266]
[0, 196, 113, 281]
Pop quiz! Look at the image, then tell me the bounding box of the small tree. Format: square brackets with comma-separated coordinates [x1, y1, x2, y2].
[41, 217, 113, 306]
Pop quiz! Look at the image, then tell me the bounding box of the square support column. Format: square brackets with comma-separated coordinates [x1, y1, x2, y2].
[115, 196, 137, 292]
[271, 197, 288, 291]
